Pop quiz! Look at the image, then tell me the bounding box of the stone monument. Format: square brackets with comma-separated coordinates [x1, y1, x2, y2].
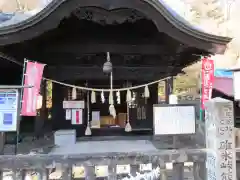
[205, 97, 236, 180]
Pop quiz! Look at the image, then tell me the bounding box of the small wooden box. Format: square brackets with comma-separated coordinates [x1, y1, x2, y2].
[100, 116, 115, 125]
[117, 113, 127, 128]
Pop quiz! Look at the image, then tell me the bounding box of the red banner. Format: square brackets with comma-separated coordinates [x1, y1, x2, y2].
[21, 62, 45, 116]
[201, 58, 214, 109]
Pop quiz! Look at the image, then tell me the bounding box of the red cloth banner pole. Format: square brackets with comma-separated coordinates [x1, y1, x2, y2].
[201, 57, 214, 110]
[21, 61, 45, 116]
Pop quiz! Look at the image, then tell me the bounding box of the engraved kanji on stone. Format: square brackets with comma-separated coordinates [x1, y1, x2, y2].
[221, 151, 233, 161]
[219, 140, 233, 150]
[221, 172, 233, 180]
[218, 126, 233, 136]
[220, 159, 233, 171]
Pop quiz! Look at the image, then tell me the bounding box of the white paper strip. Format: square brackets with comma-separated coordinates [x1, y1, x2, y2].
[71, 109, 83, 125]
[65, 109, 71, 120]
[91, 111, 100, 128]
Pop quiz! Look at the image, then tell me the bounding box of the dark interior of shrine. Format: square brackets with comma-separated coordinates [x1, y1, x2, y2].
[0, 7, 209, 137]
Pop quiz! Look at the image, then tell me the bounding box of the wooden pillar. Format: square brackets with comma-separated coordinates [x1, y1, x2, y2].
[149, 83, 158, 104]
[193, 162, 205, 180]
[165, 77, 173, 104]
[172, 163, 184, 180]
[34, 80, 47, 139]
[52, 83, 65, 130]
[41, 80, 47, 123]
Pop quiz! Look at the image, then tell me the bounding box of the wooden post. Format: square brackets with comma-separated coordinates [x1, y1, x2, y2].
[165, 77, 173, 104]
[172, 163, 184, 180]
[0, 132, 5, 154]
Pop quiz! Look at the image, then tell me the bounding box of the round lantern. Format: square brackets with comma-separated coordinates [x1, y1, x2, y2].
[103, 61, 112, 73]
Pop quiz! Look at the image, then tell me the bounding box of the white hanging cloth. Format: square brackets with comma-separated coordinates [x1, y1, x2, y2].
[65, 109, 71, 120]
[116, 91, 121, 104]
[72, 87, 77, 100]
[91, 91, 96, 104]
[144, 85, 150, 98]
[126, 89, 132, 102]
[101, 90, 105, 103]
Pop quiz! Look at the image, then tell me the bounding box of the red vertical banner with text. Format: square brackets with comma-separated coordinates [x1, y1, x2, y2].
[21, 62, 45, 116]
[201, 58, 214, 110]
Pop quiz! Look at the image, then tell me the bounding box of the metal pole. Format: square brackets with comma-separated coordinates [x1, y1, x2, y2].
[87, 82, 90, 127]
[15, 59, 27, 154]
[200, 60, 203, 122]
[110, 72, 113, 92]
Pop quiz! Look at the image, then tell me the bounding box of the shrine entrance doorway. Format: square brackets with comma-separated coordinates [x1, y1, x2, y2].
[0, 0, 230, 138]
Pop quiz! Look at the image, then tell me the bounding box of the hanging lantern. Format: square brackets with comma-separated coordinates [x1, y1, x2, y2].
[103, 61, 113, 74]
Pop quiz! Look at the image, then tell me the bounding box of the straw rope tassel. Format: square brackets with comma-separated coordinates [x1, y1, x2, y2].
[91, 91, 96, 104]
[125, 102, 132, 132]
[109, 91, 116, 119]
[109, 91, 114, 105]
[72, 87, 77, 100]
[85, 122, 91, 135]
[85, 88, 91, 136]
[144, 85, 150, 98]
[109, 92, 116, 118]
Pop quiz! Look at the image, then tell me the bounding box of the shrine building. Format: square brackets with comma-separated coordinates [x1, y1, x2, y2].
[0, 0, 231, 137]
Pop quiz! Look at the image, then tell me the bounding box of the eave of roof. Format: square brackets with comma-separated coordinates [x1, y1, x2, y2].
[0, 0, 232, 50]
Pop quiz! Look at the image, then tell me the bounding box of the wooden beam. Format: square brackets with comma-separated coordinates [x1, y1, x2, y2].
[46, 66, 182, 81]
[41, 43, 170, 55]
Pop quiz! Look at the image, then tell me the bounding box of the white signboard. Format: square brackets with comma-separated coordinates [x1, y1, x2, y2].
[0, 90, 19, 132]
[233, 71, 240, 100]
[63, 101, 85, 109]
[91, 111, 100, 128]
[153, 105, 195, 135]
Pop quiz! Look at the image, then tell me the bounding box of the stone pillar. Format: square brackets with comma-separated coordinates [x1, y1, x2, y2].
[172, 163, 184, 180]
[108, 164, 117, 180]
[62, 165, 72, 180]
[84, 166, 95, 180]
[205, 97, 236, 180]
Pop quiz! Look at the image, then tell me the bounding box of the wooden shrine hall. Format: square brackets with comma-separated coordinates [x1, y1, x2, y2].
[0, 0, 231, 137]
